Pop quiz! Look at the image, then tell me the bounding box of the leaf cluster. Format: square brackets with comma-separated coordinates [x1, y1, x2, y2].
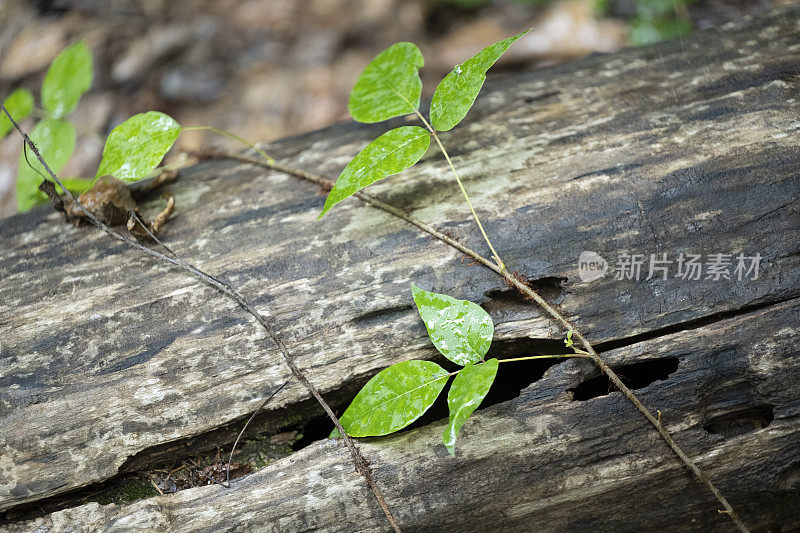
[2, 41, 93, 210]
[318, 31, 528, 217]
[334, 286, 499, 455]
[4, 41, 187, 212]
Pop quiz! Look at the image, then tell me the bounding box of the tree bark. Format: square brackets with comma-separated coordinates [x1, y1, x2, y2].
[1, 6, 799, 531]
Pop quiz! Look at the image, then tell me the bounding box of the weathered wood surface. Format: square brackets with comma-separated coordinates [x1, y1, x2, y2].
[7, 298, 800, 532]
[1, 6, 799, 530]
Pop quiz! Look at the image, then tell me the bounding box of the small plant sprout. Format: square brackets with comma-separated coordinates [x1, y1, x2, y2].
[321, 31, 596, 453]
[5, 38, 273, 212]
[317, 30, 530, 271]
[332, 285, 588, 454]
[6, 40, 93, 210]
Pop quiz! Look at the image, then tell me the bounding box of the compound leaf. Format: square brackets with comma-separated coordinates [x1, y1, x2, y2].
[97, 111, 182, 181]
[412, 285, 493, 366]
[444, 358, 498, 455]
[348, 42, 424, 123]
[319, 125, 429, 217]
[1, 88, 35, 138]
[333, 360, 449, 438]
[430, 30, 529, 132]
[41, 40, 93, 119]
[16, 118, 76, 211]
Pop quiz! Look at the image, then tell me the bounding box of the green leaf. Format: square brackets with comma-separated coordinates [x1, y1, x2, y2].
[348, 42, 424, 123]
[429, 29, 529, 132]
[412, 285, 493, 366]
[16, 119, 76, 211]
[97, 111, 182, 181]
[41, 40, 93, 119]
[332, 360, 449, 438]
[318, 125, 429, 217]
[444, 358, 498, 455]
[0, 88, 35, 138]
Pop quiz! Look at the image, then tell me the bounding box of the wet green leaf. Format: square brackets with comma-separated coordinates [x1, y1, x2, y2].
[332, 360, 449, 437]
[348, 42, 424, 123]
[318, 125, 429, 217]
[430, 30, 529, 132]
[16, 118, 76, 211]
[97, 111, 182, 181]
[444, 358, 498, 455]
[0, 88, 35, 138]
[412, 285, 493, 366]
[41, 40, 93, 119]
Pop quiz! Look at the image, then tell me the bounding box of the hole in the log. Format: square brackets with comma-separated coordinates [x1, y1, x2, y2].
[292, 415, 335, 450]
[481, 276, 566, 322]
[485, 275, 566, 302]
[569, 357, 679, 401]
[703, 404, 774, 438]
[0, 395, 336, 524]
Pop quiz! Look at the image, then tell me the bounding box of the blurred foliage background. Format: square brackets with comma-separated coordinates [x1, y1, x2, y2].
[0, 0, 794, 217]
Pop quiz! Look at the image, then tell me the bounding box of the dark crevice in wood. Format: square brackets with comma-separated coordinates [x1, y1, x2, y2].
[523, 90, 561, 104]
[483, 275, 567, 305]
[0, 393, 352, 525]
[291, 415, 336, 451]
[350, 303, 414, 327]
[703, 404, 775, 438]
[569, 357, 680, 401]
[594, 295, 798, 354]
[0, 473, 148, 526]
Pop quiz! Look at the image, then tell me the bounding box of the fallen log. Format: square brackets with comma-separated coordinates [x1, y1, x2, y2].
[1, 6, 799, 531]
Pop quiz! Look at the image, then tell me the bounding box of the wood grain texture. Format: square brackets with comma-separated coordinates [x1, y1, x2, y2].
[5, 299, 799, 532]
[1, 6, 799, 529]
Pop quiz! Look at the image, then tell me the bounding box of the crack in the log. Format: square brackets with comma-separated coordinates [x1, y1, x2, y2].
[0, 336, 576, 525]
[569, 357, 680, 401]
[593, 294, 798, 354]
[0, 397, 334, 525]
[483, 275, 567, 304]
[4, 298, 793, 526]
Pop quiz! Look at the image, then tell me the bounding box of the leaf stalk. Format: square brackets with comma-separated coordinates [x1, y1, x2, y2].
[185, 125, 274, 165]
[411, 108, 505, 271]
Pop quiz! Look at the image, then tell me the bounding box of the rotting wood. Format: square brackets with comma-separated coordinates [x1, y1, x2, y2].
[1, 6, 799, 530]
[5, 298, 799, 531]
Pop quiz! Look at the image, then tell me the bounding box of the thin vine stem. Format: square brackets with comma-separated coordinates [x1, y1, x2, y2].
[185, 126, 275, 165]
[411, 108, 505, 271]
[446, 354, 592, 377]
[221, 151, 748, 533]
[496, 354, 591, 364]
